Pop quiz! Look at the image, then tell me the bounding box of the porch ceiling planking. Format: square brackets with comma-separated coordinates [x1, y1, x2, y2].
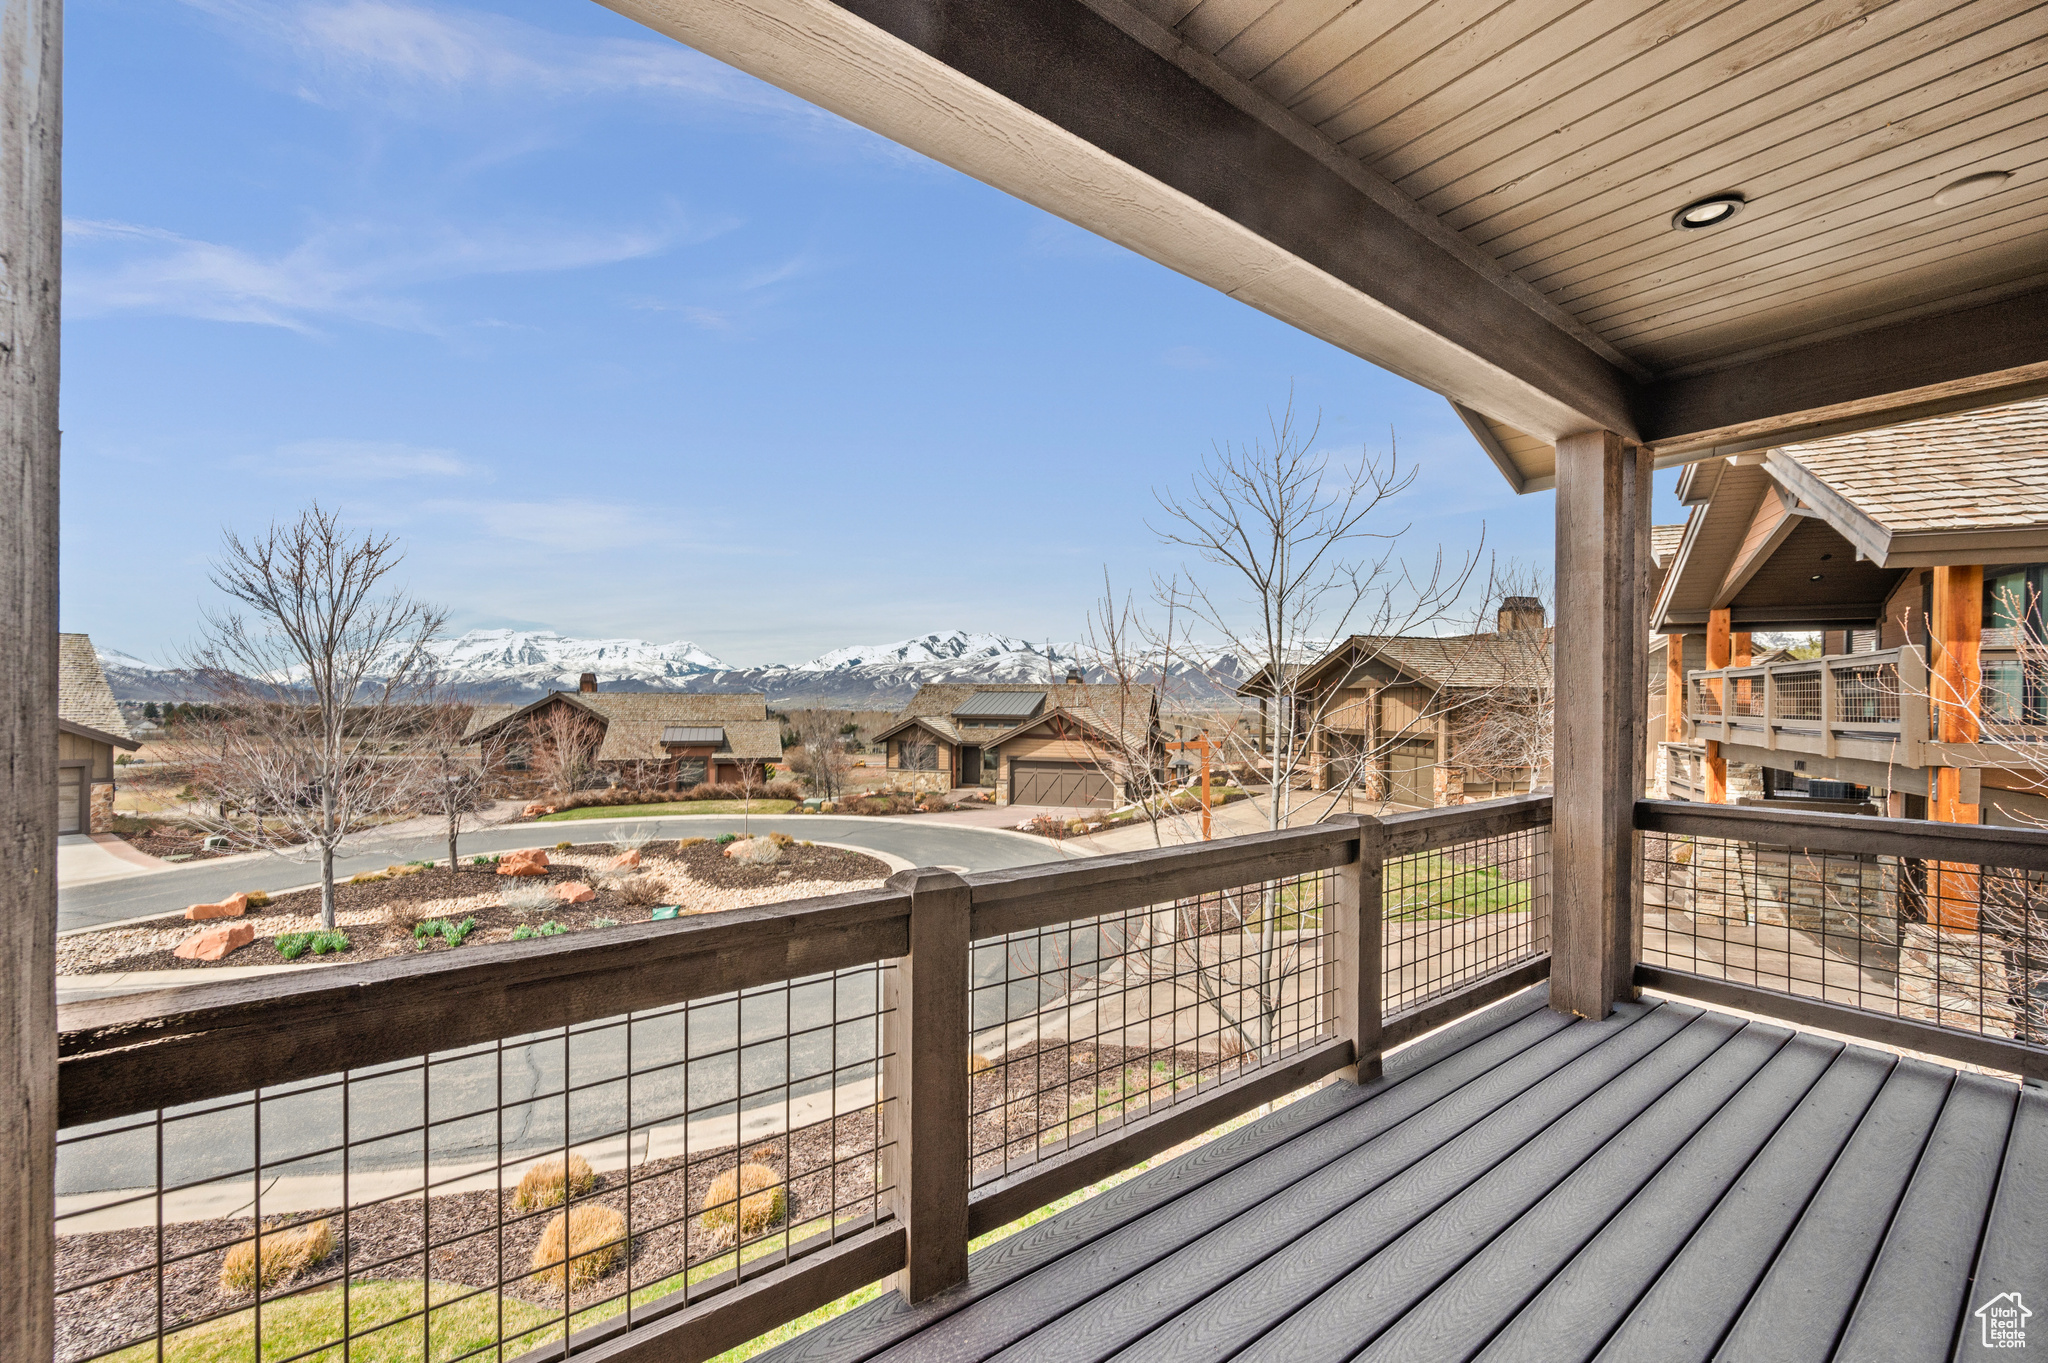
[760, 984, 2041, 1363]
[601, 0, 2048, 479]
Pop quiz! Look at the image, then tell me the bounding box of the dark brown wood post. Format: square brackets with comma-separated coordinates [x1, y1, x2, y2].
[881, 868, 971, 1302]
[1551, 430, 1650, 1019]
[1326, 814, 1383, 1083]
[1, 0, 61, 1357]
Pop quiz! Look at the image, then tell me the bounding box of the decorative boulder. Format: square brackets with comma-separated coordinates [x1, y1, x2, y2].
[610, 850, 641, 868]
[723, 837, 781, 866]
[554, 881, 596, 904]
[522, 802, 557, 817]
[497, 849, 550, 877]
[186, 892, 250, 921]
[175, 923, 256, 961]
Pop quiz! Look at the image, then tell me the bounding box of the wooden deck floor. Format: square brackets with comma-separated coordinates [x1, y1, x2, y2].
[765, 984, 2046, 1363]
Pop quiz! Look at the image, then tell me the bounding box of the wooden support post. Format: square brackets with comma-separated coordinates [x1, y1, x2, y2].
[1551, 430, 1650, 1020]
[880, 869, 971, 1302]
[1, 0, 62, 1357]
[1665, 635, 1686, 742]
[1929, 566, 1984, 929]
[1704, 609, 1731, 803]
[1326, 814, 1383, 1084]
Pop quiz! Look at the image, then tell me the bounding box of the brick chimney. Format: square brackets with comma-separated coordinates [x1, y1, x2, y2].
[579, 672, 598, 693]
[1065, 667, 1084, 685]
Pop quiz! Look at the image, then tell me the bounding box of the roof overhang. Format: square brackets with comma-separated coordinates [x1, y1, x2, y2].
[603, 0, 2048, 494]
[60, 718, 139, 752]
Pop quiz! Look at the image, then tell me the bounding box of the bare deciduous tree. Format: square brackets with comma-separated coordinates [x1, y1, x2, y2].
[1152, 398, 1477, 834]
[421, 704, 495, 875]
[790, 710, 852, 802]
[1444, 562, 1555, 796]
[177, 505, 446, 929]
[529, 702, 604, 798]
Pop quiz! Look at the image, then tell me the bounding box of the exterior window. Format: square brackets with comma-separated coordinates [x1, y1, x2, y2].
[1984, 564, 2048, 724]
[674, 757, 708, 787]
[505, 746, 530, 771]
[900, 740, 937, 771]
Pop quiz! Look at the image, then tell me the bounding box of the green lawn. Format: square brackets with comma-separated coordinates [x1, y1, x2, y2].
[1384, 851, 1532, 920]
[536, 799, 798, 822]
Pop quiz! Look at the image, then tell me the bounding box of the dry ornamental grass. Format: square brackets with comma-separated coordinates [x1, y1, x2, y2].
[699, 1164, 785, 1239]
[218, 1219, 334, 1294]
[529, 1205, 627, 1292]
[514, 1154, 597, 1211]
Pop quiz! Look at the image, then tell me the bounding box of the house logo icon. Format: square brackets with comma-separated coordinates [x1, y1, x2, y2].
[1976, 1292, 2031, 1349]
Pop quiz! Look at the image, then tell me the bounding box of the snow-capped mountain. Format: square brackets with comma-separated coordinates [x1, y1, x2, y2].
[97, 628, 1253, 707]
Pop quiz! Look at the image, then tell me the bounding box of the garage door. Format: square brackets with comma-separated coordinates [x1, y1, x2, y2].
[1387, 743, 1438, 809]
[1010, 761, 1115, 807]
[58, 767, 82, 835]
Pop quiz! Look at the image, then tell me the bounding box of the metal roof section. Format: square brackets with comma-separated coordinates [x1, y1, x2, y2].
[661, 726, 726, 745]
[952, 691, 1046, 719]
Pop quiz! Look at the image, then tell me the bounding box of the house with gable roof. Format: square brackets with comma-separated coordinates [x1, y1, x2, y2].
[57, 633, 138, 834]
[875, 673, 1161, 806]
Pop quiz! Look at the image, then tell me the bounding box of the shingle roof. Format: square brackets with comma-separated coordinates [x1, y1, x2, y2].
[1771, 397, 2048, 538]
[891, 681, 1156, 753]
[1651, 524, 1686, 568]
[59, 635, 132, 739]
[465, 691, 777, 762]
[1292, 632, 1552, 693]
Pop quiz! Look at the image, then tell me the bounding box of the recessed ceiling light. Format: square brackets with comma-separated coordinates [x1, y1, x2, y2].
[1810, 574, 1824, 582]
[1672, 194, 1745, 230]
[1934, 171, 2012, 207]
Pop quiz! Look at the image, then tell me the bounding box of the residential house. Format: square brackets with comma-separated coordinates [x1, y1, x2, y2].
[463, 673, 780, 794]
[1654, 396, 2048, 826]
[57, 633, 138, 834]
[1241, 601, 1553, 808]
[874, 673, 1160, 806]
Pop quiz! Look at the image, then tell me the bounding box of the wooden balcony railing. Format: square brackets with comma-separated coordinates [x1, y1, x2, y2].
[1684, 646, 1930, 766]
[53, 797, 1552, 1363]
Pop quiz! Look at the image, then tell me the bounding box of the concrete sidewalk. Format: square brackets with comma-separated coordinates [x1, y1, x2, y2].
[55, 834, 171, 886]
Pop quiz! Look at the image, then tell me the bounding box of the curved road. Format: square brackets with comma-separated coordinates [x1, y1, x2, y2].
[59, 814, 1074, 932]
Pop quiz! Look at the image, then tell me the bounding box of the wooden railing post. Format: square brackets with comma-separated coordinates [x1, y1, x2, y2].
[881, 868, 971, 1303]
[1326, 814, 1383, 1083]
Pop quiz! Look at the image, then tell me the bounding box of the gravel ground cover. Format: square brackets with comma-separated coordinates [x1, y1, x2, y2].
[61, 838, 890, 975]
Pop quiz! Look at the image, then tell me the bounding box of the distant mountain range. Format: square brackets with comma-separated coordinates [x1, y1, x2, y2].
[98, 629, 1256, 709]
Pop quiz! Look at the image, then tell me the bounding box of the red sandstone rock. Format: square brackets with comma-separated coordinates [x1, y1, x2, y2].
[185, 892, 250, 921]
[497, 849, 550, 876]
[610, 850, 640, 868]
[174, 923, 256, 961]
[523, 802, 557, 817]
[554, 881, 596, 904]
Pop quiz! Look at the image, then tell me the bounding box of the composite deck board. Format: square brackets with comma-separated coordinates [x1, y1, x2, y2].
[1353, 1021, 1809, 1363]
[1592, 1047, 1895, 1362]
[766, 989, 1558, 1363]
[1238, 1010, 1756, 1363]
[758, 988, 2029, 1363]
[1712, 1059, 1955, 1363]
[1102, 1004, 1700, 1363]
[1957, 1085, 2048, 1362]
[870, 1006, 1579, 1363]
[987, 1002, 1683, 1363]
[1833, 1073, 2020, 1363]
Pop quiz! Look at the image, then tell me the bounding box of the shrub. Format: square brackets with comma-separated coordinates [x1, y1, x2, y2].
[382, 899, 435, 932]
[347, 870, 388, 885]
[613, 874, 663, 907]
[501, 883, 557, 915]
[700, 1164, 785, 1237]
[714, 833, 737, 846]
[310, 930, 349, 955]
[530, 1204, 625, 1292]
[415, 917, 475, 948]
[473, 855, 497, 866]
[606, 823, 656, 855]
[244, 890, 271, 910]
[512, 921, 569, 941]
[276, 933, 312, 960]
[592, 917, 619, 929]
[515, 1152, 598, 1210]
[677, 837, 707, 849]
[554, 840, 574, 851]
[219, 1219, 335, 1293]
[766, 831, 795, 849]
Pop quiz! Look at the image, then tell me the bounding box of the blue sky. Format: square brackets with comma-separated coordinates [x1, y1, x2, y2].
[62, 0, 1681, 666]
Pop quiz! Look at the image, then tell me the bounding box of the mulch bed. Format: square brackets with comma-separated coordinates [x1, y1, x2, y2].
[75, 839, 892, 974]
[111, 827, 240, 862]
[54, 1111, 883, 1363]
[969, 1040, 1244, 1179]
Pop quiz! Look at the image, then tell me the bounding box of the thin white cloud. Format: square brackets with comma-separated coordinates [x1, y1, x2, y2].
[425, 497, 676, 552]
[260, 439, 478, 480]
[64, 214, 679, 333]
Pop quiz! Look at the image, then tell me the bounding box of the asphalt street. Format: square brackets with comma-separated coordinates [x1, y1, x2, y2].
[59, 813, 1072, 932]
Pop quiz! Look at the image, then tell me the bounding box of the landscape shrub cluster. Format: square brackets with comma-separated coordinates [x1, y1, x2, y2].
[542, 780, 803, 814]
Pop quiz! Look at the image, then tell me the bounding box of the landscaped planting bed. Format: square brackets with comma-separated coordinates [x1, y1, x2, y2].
[60, 837, 892, 975]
